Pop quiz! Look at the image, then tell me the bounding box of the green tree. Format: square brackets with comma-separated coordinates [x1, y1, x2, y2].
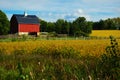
[85, 21, 92, 34]
[68, 22, 73, 36]
[0, 10, 10, 35]
[47, 22, 55, 32]
[113, 17, 120, 30]
[55, 19, 65, 34]
[98, 20, 105, 30]
[61, 20, 69, 34]
[72, 17, 92, 36]
[93, 17, 120, 30]
[107, 19, 116, 30]
[93, 19, 110, 30]
[40, 19, 47, 32]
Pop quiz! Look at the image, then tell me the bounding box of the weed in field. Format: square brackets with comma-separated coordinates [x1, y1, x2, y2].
[99, 36, 120, 80]
[0, 38, 120, 79]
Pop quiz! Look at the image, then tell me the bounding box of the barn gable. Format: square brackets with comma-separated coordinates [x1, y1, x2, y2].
[10, 13, 40, 36]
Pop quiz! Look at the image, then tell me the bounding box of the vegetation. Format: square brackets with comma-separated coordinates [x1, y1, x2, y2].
[93, 18, 120, 30]
[0, 37, 120, 80]
[99, 36, 120, 79]
[0, 10, 10, 35]
[40, 17, 120, 37]
[40, 17, 93, 36]
[0, 39, 113, 56]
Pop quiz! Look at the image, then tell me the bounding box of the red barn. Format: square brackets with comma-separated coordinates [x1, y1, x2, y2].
[10, 12, 40, 36]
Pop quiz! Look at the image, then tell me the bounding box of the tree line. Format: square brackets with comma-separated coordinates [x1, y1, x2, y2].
[93, 18, 120, 30]
[0, 10, 120, 36]
[40, 17, 120, 36]
[40, 17, 92, 37]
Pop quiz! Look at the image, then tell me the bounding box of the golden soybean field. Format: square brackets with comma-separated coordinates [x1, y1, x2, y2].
[0, 39, 119, 57]
[0, 30, 120, 57]
[90, 30, 120, 38]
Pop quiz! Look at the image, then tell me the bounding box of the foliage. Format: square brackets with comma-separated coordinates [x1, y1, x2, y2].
[40, 17, 120, 37]
[55, 19, 64, 34]
[0, 38, 120, 79]
[74, 30, 89, 37]
[40, 19, 47, 32]
[99, 36, 120, 80]
[0, 10, 10, 35]
[72, 17, 92, 36]
[17, 63, 30, 80]
[47, 22, 55, 32]
[40, 17, 92, 37]
[93, 17, 120, 30]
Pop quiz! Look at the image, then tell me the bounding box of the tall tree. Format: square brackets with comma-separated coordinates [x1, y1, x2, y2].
[61, 20, 69, 34]
[47, 22, 55, 32]
[40, 19, 47, 32]
[72, 17, 92, 36]
[0, 10, 10, 35]
[113, 17, 120, 30]
[106, 19, 116, 30]
[85, 21, 93, 34]
[55, 19, 65, 34]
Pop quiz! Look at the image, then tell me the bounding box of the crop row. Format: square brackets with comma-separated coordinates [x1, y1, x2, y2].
[0, 39, 116, 57]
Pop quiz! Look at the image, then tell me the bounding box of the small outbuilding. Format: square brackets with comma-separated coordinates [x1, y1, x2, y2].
[10, 12, 40, 36]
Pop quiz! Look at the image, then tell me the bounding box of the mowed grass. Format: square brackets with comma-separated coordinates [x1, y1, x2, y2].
[90, 30, 120, 38]
[0, 39, 120, 57]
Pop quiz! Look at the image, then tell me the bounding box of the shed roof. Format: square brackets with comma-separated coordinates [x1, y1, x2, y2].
[12, 14, 40, 24]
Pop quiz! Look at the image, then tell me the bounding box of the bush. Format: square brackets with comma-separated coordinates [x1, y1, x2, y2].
[99, 36, 120, 79]
[74, 31, 89, 37]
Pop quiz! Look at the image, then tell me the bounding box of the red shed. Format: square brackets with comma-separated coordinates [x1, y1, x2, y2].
[10, 12, 40, 36]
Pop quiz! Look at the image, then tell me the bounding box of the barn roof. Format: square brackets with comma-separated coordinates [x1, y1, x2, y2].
[12, 14, 40, 24]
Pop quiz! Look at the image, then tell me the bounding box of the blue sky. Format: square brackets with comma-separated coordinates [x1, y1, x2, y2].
[0, 0, 120, 22]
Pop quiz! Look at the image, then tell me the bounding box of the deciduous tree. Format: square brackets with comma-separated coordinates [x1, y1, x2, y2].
[0, 10, 10, 35]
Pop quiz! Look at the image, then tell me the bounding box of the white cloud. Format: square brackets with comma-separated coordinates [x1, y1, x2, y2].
[75, 9, 91, 20]
[38, 8, 91, 22]
[1, 0, 120, 22]
[77, 9, 84, 14]
[64, 9, 91, 21]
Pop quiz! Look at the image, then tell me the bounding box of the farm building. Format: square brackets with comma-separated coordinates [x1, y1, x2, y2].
[10, 12, 40, 36]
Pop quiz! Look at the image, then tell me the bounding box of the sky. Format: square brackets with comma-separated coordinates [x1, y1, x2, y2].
[0, 0, 120, 22]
